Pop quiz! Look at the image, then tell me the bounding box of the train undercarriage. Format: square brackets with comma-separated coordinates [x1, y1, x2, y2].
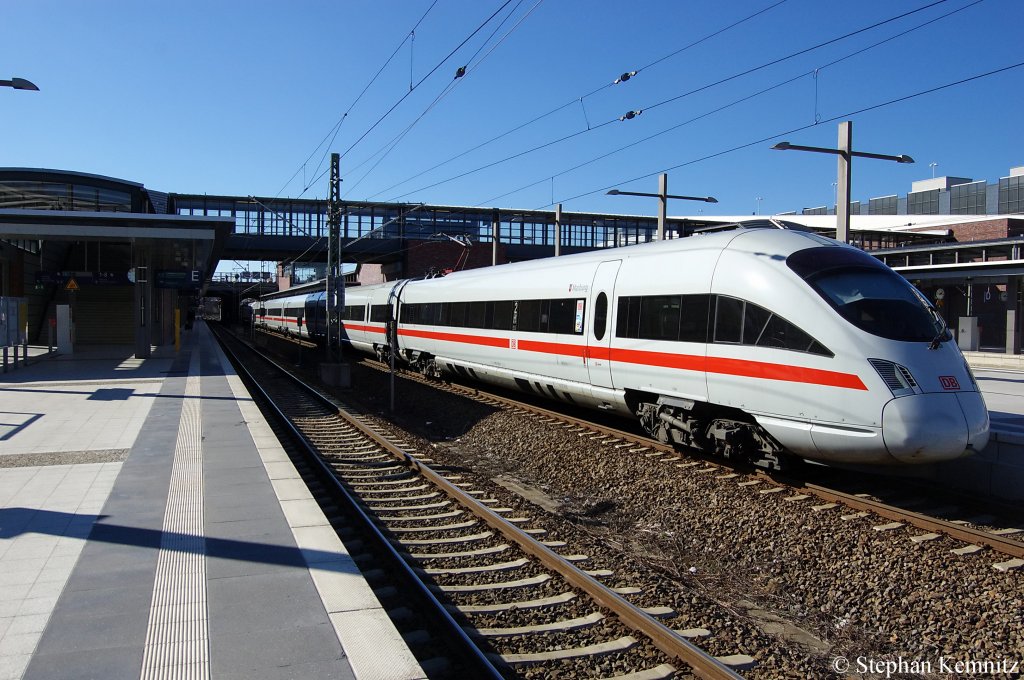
[630, 393, 789, 471]
[400, 346, 791, 471]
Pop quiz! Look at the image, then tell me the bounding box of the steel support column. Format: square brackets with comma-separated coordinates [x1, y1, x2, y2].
[555, 204, 562, 257]
[133, 245, 152, 359]
[836, 121, 852, 244]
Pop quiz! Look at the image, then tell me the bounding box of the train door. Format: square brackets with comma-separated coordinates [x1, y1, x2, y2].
[586, 260, 621, 390]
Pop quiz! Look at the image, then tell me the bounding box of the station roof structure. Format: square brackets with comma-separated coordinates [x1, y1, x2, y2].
[0, 168, 233, 279]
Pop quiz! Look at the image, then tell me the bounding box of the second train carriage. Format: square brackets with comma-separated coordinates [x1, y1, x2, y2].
[246, 221, 990, 467]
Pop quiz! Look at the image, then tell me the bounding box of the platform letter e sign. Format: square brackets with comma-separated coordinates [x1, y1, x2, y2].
[939, 376, 961, 390]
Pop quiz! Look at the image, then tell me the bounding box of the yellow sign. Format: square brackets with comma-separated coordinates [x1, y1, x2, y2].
[65, 278, 79, 291]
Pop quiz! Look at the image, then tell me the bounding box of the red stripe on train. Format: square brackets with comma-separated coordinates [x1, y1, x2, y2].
[353, 323, 867, 391]
[398, 327, 509, 348]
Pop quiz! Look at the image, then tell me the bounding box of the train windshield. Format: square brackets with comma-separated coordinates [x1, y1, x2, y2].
[788, 247, 949, 343]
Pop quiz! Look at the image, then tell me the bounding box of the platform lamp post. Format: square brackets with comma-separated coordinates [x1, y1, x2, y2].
[607, 173, 718, 240]
[771, 121, 913, 244]
[0, 77, 39, 91]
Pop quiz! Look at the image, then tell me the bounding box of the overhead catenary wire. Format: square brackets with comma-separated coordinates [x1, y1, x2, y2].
[477, 71, 813, 207]
[249, 1, 993, 275]
[632, 0, 788, 74]
[352, 47, 1012, 240]
[297, 0, 522, 198]
[272, 1, 440, 201]
[341, 0, 541, 199]
[343, 0, 534, 184]
[335, 0, 518, 166]
[382, 0, 963, 203]
[474, 0, 984, 207]
[273, 0, 994, 273]
[539, 59, 1024, 210]
[290, 47, 1013, 278]
[363, 0, 791, 201]
[637, 0, 955, 118]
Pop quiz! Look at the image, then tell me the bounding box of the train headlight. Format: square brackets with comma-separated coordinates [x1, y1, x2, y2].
[868, 359, 919, 396]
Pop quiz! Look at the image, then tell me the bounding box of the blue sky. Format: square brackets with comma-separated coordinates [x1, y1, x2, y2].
[4, 0, 1022, 227]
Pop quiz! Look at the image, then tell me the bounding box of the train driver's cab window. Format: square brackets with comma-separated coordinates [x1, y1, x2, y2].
[788, 246, 948, 343]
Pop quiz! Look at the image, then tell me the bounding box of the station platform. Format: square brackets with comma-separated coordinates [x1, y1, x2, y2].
[0, 323, 425, 680]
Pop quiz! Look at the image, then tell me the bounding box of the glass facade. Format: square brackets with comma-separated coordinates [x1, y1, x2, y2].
[869, 195, 899, 215]
[0, 171, 149, 255]
[0, 180, 132, 212]
[802, 202, 860, 216]
[172, 195, 674, 249]
[999, 176, 1024, 214]
[907, 189, 940, 215]
[950, 181, 987, 214]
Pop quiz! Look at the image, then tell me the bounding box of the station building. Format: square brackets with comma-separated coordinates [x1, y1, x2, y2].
[1, 165, 1023, 359]
[0, 169, 231, 357]
[794, 166, 1024, 218]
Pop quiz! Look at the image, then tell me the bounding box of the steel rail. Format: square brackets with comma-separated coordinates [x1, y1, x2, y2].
[332, 376, 744, 678]
[364, 359, 1024, 559]
[229, 344, 743, 678]
[214, 329, 504, 680]
[798, 482, 1024, 559]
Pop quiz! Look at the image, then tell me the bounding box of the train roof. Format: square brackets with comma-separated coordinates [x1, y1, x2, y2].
[433, 219, 833, 282]
[259, 279, 326, 301]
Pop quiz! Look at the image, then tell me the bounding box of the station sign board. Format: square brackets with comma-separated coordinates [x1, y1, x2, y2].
[36, 271, 131, 286]
[155, 270, 204, 290]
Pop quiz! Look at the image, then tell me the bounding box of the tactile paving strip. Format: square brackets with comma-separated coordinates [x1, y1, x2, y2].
[140, 353, 210, 680]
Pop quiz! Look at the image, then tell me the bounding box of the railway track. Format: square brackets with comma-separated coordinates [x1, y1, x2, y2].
[355, 354, 1024, 568]
[216, 328, 754, 679]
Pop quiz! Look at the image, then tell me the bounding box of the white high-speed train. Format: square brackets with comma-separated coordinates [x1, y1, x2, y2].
[250, 220, 989, 467]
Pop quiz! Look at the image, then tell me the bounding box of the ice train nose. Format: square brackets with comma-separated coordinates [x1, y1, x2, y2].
[881, 392, 989, 463]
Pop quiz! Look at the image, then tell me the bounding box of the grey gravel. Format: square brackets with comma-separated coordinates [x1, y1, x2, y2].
[301, 354, 1024, 678]
[0, 449, 129, 468]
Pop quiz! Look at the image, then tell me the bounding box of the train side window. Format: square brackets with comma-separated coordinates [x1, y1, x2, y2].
[594, 293, 608, 341]
[679, 295, 710, 343]
[423, 303, 439, 325]
[492, 301, 514, 330]
[757, 314, 833, 356]
[400, 303, 417, 324]
[517, 300, 542, 332]
[449, 302, 467, 328]
[742, 302, 772, 344]
[713, 296, 744, 344]
[639, 295, 681, 342]
[615, 297, 641, 339]
[548, 298, 582, 335]
[466, 301, 487, 329]
[370, 304, 391, 322]
[538, 300, 552, 332]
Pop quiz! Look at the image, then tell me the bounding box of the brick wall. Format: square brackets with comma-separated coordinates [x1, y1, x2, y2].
[913, 218, 1024, 242]
[404, 241, 508, 279]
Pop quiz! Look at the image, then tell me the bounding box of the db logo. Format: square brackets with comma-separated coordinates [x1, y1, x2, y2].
[939, 376, 960, 390]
